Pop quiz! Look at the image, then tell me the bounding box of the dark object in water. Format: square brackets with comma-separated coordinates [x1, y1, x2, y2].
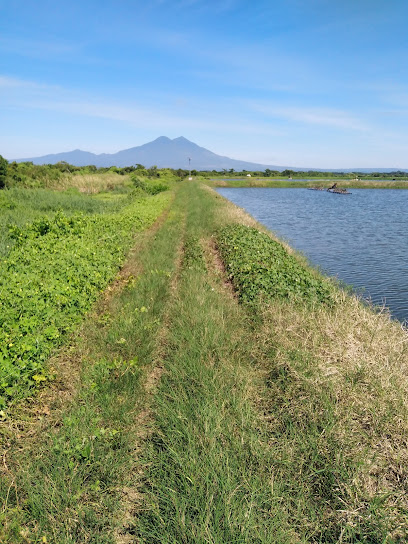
[327, 188, 351, 195]
[308, 186, 352, 194]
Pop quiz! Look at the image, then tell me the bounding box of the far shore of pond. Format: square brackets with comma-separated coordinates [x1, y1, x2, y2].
[205, 177, 408, 189]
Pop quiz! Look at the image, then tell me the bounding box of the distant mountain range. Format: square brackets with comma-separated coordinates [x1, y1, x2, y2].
[13, 136, 408, 173]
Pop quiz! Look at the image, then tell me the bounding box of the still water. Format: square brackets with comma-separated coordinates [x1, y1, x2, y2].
[216, 188, 408, 323]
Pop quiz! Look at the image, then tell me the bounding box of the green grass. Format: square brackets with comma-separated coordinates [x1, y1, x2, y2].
[135, 182, 408, 543]
[2, 180, 408, 543]
[206, 178, 408, 189]
[135, 185, 295, 543]
[0, 187, 128, 257]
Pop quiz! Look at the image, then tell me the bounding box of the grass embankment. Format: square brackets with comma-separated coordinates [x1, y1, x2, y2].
[135, 184, 408, 542]
[206, 178, 408, 189]
[1, 180, 408, 542]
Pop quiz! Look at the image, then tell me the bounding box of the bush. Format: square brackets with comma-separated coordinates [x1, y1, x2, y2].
[0, 155, 8, 189]
[130, 175, 168, 195]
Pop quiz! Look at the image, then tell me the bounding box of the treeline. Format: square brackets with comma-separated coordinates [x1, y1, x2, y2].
[0, 156, 191, 189]
[211, 168, 408, 178]
[1, 153, 408, 189]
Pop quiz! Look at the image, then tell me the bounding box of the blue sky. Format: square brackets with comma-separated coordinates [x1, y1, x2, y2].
[1, 0, 408, 168]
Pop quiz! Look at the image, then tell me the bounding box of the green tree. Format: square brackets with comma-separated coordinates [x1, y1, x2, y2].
[0, 155, 8, 189]
[147, 165, 160, 178]
[176, 168, 188, 179]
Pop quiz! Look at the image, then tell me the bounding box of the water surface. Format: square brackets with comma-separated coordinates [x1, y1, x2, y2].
[217, 188, 408, 323]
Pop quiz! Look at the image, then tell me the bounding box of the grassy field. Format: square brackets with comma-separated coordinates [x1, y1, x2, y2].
[1, 178, 408, 542]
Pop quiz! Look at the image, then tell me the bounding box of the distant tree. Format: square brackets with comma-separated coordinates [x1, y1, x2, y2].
[122, 166, 136, 173]
[229, 168, 235, 174]
[191, 169, 198, 176]
[282, 169, 295, 177]
[176, 168, 188, 179]
[0, 155, 8, 188]
[55, 161, 72, 173]
[147, 165, 160, 178]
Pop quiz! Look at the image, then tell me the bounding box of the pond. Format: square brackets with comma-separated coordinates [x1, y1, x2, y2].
[216, 188, 408, 323]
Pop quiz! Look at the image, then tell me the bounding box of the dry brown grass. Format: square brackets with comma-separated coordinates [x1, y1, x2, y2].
[53, 172, 130, 193]
[255, 293, 408, 536]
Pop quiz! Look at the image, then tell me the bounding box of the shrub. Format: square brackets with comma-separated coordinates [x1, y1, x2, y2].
[0, 155, 8, 189]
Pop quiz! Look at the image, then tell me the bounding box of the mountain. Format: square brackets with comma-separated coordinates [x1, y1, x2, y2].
[13, 136, 408, 172]
[15, 136, 278, 171]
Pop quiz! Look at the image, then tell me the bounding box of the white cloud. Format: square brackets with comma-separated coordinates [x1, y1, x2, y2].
[0, 36, 81, 59]
[246, 101, 369, 131]
[0, 74, 283, 138]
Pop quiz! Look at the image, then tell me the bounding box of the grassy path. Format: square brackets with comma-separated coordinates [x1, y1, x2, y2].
[134, 183, 296, 542]
[2, 181, 408, 543]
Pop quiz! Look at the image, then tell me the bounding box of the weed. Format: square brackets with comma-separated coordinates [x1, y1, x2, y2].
[217, 224, 334, 306]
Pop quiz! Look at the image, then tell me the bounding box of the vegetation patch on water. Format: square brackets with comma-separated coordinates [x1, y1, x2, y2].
[0, 191, 170, 407]
[217, 224, 333, 306]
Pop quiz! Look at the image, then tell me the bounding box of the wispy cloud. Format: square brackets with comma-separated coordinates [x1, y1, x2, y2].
[246, 101, 369, 131]
[0, 36, 81, 59]
[0, 75, 60, 90]
[0, 74, 283, 138]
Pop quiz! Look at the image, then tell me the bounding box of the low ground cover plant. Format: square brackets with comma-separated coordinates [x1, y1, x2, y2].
[0, 191, 170, 407]
[217, 224, 334, 305]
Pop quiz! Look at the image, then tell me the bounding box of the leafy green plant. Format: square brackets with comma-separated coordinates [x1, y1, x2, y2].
[0, 192, 170, 407]
[217, 224, 334, 306]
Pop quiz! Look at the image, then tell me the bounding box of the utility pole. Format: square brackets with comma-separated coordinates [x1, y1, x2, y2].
[188, 157, 192, 180]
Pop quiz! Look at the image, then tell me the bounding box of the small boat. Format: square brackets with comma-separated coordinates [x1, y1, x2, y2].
[327, 188, 351, 195]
